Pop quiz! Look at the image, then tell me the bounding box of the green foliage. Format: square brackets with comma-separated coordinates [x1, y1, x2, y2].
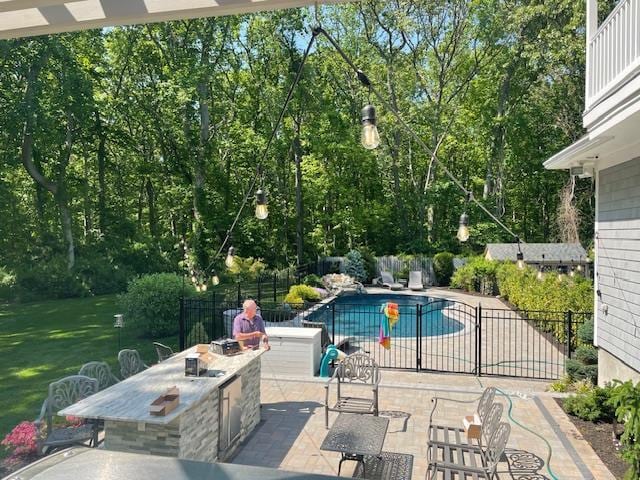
[564, 384, 615, 422]
[75, 257, 131, 296]
[343, 250, 367, 283]
[433, 252, 455, 286]
[577, 317, 594, 344]
[302, 274, 323, 288]
[283, 292, 304, 308]
[575, 345, 598, 365]
[228, 257, 266, 283]
[186, 322, 209, 346]
[0, 267, 16, 301]
[566, 359, 598, 384]
[548, 375, 572, 393]
[289, 284, 321, 302]
[608, 380, 640, 480]
[450, 256, 499, 294]
[118, 273, 194, 338]
[14, 257, 89, 302]
[359, 247, 378, 284]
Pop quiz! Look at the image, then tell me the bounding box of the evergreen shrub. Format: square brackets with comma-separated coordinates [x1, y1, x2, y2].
[118, 273, 194, 337]
[433, 252, 454, 286]
[564, 384, 615, 422]
[343, 250, 367, 283]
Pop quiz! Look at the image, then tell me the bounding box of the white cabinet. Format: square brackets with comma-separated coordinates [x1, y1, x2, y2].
[262, 327, 322, 377]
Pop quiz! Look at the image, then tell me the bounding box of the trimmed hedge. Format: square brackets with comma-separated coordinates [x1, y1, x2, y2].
[451, 257, 594, 346]
[118, 273, 195, 337]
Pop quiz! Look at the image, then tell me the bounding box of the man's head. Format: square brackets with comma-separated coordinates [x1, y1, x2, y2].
[243, 299, 257, 320]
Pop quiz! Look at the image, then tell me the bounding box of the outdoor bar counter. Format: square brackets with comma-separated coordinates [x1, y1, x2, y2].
[60, 347, 265, 463]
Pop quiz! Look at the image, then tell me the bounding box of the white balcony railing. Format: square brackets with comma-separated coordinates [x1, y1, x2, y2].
[587, 0, 640, 109]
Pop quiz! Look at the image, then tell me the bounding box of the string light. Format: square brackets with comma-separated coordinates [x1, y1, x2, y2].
[361, 105, 380, 150]
[225, 246, 236, 269]
[457, 212, 470, 242]
[255, 189, 268, 220]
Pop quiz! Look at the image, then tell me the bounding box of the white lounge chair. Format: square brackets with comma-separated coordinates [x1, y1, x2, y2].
[378, 271, 403, 290]
[408, 271, 424, 291]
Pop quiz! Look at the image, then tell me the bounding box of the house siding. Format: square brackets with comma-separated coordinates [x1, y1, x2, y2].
[597, 157, 640, 379]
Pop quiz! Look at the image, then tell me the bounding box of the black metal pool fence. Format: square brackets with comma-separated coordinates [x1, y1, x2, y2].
[179, 297, 590, 380]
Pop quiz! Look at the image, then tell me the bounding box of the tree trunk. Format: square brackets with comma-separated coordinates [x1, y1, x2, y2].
[20, 50, 76, 270]
[146, 177, 159, 240]
[293, 125, 304, 268]
[95, 110, 108, 234]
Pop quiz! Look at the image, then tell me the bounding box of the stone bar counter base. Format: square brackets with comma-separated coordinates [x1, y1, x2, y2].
[61, 348, 264, 463]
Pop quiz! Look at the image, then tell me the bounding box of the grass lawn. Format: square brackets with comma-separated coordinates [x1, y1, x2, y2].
[0, 295, 178, 444]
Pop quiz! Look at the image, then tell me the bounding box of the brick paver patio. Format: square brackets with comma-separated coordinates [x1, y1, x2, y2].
[231, 371, 615, 480]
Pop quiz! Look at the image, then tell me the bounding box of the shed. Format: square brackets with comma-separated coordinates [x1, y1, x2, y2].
[484, 243, 590, 276]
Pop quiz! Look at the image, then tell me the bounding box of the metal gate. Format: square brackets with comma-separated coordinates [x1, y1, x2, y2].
[179, 297, 589, 380]
[418, 299, 478, 375]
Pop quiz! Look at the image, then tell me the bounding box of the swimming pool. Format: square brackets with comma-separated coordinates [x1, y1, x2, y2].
[308, 294, 464, 338]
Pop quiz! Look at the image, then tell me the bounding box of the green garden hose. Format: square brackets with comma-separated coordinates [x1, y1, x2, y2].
[475, 377, 560, 480]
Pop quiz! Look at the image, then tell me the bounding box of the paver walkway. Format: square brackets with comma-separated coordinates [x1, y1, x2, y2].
[231, 371, 615, 480]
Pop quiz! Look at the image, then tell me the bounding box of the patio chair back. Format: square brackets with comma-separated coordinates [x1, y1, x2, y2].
[408, 271, 423, 289]
[302, 320, 331, 350]
[41, 375, 98, 432]
[481, 402, 503, 446]
[337, 352, 380, 385]
[153, 342, 175, 362]
[380, 271, 395, 284]
[78, 361, 120, 391]
[477, 387, 496, 422]
[118, 349, 147, 379]
[484, 421, 511, 473]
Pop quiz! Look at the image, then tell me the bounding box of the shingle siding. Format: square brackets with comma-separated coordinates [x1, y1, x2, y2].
[597, 158, 640, 373]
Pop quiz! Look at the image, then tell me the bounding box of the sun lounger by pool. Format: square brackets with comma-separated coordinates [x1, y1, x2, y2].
[378, 271, 404, 290]
[408, 271, 424, 291]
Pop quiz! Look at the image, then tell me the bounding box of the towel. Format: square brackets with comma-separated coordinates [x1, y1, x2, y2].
[379, 302, 400, 350]
[379, 314, 391, 350]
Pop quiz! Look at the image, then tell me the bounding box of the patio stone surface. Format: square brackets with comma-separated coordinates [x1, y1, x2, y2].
[230, 370, 616, 480]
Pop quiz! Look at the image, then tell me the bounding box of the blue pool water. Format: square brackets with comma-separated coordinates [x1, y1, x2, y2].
[309, 294, 464, 338]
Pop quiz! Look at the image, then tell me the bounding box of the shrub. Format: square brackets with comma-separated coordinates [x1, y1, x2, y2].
[608, 380, 640, 480]
[548, 375, 572, 392]
[359, 246, 378, 284]
[283, 292, 304, 308]
[564, 384, 615, 422]
[451, 256, 499, 294]
[289, 284, 321, 302]
[14, 257, 89, 301]
[566, 358, 598, 384]
[577, 317, 594, 344]
[118, 273, 195, 337]
[575, 345, 598, 365]
[75, 257, 131, 296]
[0, 266, 16, 301]
[433, 252, 455, 286]
[302, 274, 323, 288]
[343, 250, 367, 283]
[186, 322, 209, 346]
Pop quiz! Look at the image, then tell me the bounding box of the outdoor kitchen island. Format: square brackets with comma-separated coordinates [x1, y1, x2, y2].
[60, 346, 265, 463]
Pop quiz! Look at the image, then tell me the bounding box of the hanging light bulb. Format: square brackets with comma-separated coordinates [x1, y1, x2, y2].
[201, 283, 207, 292]
[537, 267, 544, 281]
[255, 189, 268, 220]
[569, 266, 575, 277]
[516, 250, 525, 270]
[225, 246, 236, 269]
[557, 266, 564, 282]
[361, 105, 380, 150]
[191, 275, 197, 284]
[576, 263, 583, 273]
[211, 271, 220, 286]
[195, 284, 202, 293]
[457, 212, 470, 242]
